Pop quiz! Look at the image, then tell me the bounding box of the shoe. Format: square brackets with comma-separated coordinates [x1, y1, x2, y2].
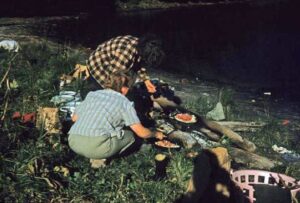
[90, 159, 106, 168]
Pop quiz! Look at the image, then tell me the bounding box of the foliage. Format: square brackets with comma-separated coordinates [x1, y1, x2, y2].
[1, 41, 299, 202]
[0, 42, 195, 202]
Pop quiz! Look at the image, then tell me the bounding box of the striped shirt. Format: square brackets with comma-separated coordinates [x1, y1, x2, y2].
[87, 35, 149, 88]
[68, 89, 140, 137]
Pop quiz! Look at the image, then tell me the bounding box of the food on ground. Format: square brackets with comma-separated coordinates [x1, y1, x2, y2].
[155, 140, 180, 148]
[175, 113, 197, 123]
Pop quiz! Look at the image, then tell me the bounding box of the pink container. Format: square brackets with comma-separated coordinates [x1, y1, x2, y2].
[231, 170, 300, 203]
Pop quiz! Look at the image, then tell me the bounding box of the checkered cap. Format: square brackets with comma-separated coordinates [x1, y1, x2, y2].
[87, 35, 149, 88]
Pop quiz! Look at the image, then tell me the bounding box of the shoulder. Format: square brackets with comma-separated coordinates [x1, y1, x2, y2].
[85, 90, 116, 99]
[107, 90, 133, 106]
[101, 89, 130, 102]
[85, 90, 129, 105]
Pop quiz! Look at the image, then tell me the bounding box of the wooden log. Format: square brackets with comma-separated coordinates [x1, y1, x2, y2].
[216, 121, 266, 132]
[168, 130, 198, 149]
[199, 118, 257, 152]
[168, 130, 220, 149]
[228, 147, 280, 170]
[198, 128, 221, 141]
[168, 129, 278, 170]
[149, 92, 257, 152]
[216, 121, 266, 128]
[165, 106, 257, 152]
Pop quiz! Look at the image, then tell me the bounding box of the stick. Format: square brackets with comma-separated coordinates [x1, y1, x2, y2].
[0, 79, 11, 125]
[0, 97, 9, 122]
[0, 64, 11, 88]
[1, 53, 18, 88]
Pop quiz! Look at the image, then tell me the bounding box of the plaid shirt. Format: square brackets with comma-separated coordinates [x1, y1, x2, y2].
[87, 35, 149, 88]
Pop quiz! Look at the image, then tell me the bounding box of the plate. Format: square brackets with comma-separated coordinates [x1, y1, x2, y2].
[59, 91, 77, 96]
[155, 140, 180, 149]
[174, 113, 197, 123]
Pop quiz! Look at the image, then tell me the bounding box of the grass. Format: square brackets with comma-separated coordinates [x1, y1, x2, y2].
[1, 41, 299, 202]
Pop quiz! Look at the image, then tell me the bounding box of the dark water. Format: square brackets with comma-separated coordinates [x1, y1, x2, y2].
[33, 1, 300, 100]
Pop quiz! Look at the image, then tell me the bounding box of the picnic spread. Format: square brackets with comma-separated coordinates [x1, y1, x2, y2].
[13, 63, 298, 203]
[1, 30, 299, 202]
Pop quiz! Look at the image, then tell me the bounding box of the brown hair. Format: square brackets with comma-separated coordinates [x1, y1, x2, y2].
[105, 71, 135, 92]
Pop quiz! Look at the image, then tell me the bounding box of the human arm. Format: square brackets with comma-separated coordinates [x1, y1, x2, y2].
[122, 97, 164, 139]
[130, 123, 165, 140]
[71, 113, 78, 122]
[144, 79, 156, 93]
[137, 68, 156, 93]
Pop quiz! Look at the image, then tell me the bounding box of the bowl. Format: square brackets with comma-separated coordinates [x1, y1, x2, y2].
[154, 140, 181, 151]
[59, 91, 77, 96]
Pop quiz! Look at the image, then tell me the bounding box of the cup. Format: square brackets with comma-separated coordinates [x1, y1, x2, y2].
[153, 154, 170, 180]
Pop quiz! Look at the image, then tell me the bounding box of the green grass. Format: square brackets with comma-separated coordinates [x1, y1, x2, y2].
[0, 42, 195, 202]
[1, 41, 299, 202]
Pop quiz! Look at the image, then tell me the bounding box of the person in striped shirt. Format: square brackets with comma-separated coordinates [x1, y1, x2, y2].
[87, 34, 165, 93]
[68, 72, 165, 167]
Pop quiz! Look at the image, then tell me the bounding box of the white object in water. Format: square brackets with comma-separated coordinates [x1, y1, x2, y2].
[0, 40, 20, 52]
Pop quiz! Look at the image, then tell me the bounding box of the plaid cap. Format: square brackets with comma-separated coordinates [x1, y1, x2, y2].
[87, 35, 149, 88]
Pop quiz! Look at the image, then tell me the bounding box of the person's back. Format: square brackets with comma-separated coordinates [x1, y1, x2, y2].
[86, 34, 164, 93]
[68, 89, 138, 138]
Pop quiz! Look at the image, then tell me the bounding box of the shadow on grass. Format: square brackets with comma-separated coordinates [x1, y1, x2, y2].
[175, 150, 249, 203]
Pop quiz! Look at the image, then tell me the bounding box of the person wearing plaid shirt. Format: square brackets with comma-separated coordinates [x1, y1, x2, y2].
[87, 34, 165, 93]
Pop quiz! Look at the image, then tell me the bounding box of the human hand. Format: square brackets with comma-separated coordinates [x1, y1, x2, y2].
[155, 131, 166, 140]
[145, 80, 156, 93]
[71, 113, 78, 122]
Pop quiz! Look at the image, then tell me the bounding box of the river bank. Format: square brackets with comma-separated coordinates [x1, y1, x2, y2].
[115, 0, 290, 12]
[1, 15, 300, 128]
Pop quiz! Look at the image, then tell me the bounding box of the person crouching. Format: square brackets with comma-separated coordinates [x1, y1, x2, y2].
[68, 72, 164, 168]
